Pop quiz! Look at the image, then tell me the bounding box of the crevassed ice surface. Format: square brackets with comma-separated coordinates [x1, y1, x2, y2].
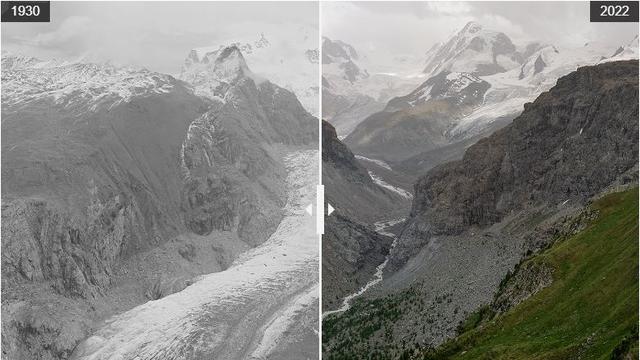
[71, 150, 319, 360]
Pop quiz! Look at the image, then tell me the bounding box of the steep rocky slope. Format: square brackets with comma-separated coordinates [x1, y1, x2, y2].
[392, 60, 639, 270]
[322, 214, 393, 311]
[322, 120, 407, 310]
[179, 46, 316, 244]
[322, 60, 638, 358]
[421, 187, 638, 359]
[1, 46, 316, 359]
[69, 150, 319, 360]
[323, 120, 407, 224]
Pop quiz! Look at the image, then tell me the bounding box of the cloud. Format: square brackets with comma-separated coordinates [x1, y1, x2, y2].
[1, 2, 317, 74]
[323, 0, 638, 72]
[17, 16, 91, 49]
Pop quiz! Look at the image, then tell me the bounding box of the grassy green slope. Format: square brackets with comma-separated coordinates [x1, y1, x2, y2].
[424, 187, 639, 360]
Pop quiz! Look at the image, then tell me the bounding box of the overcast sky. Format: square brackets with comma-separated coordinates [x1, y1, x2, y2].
[2, 2, 318, 75]
[3, 2, 637, 75]
[323, 1, 638, 59]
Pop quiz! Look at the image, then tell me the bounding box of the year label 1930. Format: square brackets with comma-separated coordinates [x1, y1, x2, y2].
[1, 1, 50, 22]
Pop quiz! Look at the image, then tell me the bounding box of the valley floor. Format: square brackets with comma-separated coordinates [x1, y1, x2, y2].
[323, 218, 405, 318]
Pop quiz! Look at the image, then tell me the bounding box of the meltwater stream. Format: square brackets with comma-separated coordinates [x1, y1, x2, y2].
[322, 218, 405, 318]
[71, 150, 319, 360]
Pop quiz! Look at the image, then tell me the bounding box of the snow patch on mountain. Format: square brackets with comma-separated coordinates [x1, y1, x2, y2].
[368, 171, 412, 199]
[1, 53, 178, 111]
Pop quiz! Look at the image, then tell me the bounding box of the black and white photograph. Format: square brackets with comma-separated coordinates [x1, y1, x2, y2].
[1, 2, 319, 359]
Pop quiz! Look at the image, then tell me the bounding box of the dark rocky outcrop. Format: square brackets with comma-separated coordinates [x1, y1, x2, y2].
[181, 76, 316, 245]
[322, 214, 392, 311]
[323, 120, 406, 224]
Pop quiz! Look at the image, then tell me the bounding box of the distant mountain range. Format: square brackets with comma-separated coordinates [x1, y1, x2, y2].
[322, 37, 425, 137]
[328, 22, 638, 170]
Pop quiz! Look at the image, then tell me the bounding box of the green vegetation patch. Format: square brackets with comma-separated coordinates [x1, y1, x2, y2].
[323, 285, 435, 359]
[423, 187, 639, 360]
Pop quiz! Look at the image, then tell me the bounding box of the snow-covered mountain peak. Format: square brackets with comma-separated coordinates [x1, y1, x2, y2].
[322, 37, 369, 84]
[2, 52, 179, 112]
[180, 30, 318, 115]
[190, 33, 273, 62]
[461, 21, 482, 35]
[183, 45, 252, 77]
[179, 45, 259, 101]
[1, 52, 75, 71]
[517, 44, 560, 79]
[211, 45, 252, 82]
[423, 21, 519, 77]
[385, 70, 489, 111]
[322, 37, 359, 63]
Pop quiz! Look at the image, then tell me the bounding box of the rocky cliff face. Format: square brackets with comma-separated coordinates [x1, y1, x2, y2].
[1, 64, 206, 296]
[392, 60, 639, 269]
[180, 49, 317, 244]
[323, 120, 406, 223]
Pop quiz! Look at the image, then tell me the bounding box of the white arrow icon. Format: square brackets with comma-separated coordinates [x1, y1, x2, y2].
[327, 203, 335, 216]
[305, 204, 313, 215]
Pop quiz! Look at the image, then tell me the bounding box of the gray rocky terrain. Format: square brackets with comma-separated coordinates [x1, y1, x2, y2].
[392, 60, 639, 271]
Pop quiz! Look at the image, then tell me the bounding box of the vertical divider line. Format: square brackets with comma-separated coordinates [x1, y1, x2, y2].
[317, 0, 323, 357]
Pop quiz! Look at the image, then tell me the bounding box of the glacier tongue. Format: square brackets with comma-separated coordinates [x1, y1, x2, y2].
[71, 150, 319, 360]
